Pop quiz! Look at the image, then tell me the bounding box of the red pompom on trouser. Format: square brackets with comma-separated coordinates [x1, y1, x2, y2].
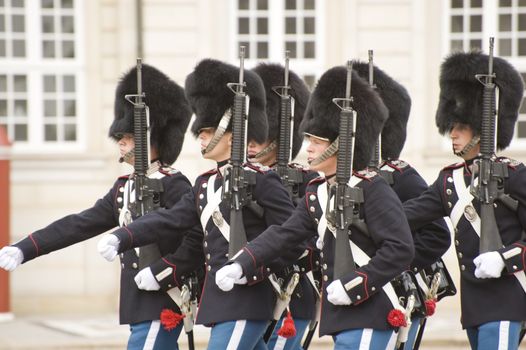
[425, 299, 437, 316]
[387, 309, 407, 328]
[160, 309, 184, 331]
[277, 311, 296, 338]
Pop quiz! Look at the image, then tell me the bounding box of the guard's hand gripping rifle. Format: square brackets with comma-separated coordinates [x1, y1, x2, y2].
[327, 62, 365, 279]
[470, 38, 517, 253]
[273, 51, 303, 201]
[224, 46, 257, 259]
[125, 58, 163, 269]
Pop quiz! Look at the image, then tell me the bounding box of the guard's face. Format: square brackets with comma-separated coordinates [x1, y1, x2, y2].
[247, 139, 275, 166]
[449, 123, 479, 158]
[306, 135, 337, 174]
[198, 128, 231, 162]
[118, 133, 135, 164]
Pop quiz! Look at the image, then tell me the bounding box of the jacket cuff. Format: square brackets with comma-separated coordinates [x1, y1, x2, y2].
[233, 247, 268, 285]
[149, 258, 181, 291]
[499, 243, 525, 274]
[113, 227, 134, 252]
[340, 271, 371, 305]
[12, 234, 39, 263]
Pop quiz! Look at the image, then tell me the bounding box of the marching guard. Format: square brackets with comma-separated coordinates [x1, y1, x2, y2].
[0, 64, 194, 350]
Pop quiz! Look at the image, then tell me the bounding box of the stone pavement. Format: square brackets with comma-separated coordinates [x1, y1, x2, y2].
[0, 309, 499, 350]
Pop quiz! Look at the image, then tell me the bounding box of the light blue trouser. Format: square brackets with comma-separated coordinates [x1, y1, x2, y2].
[207, 320, 269, 350]
[266, 317, 310, 350]
[128, 320, 183, 350]
[466, 320, 521, 350]
[402, 316, 423, 350]
[332, 328, 397, 350]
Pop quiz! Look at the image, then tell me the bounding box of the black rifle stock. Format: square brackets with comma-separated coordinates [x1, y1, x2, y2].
[125, 58, 163, 269]
[470, 38, 507, 253]
[328, 61, 364, 280]
[273, 51, 303, 200]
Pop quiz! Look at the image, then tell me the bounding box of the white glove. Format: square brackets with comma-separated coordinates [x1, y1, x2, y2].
[0, 246, 24, 271]
[134, 267, 161, 291]
[473, 251, 505, 279]
[326, 279, 352, 306]
[97, 234, 120, 262]
[215, 263, 245, 292]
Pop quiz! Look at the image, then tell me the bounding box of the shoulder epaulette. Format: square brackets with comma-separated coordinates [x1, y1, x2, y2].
[244, 162, 269, 173]
[200, 168, 218, 176]
[384, 159, 410, 171]
[159, 166, 180, 176]
[443, 162, 464, 171]
[497, 157, 523, 169]
[289, 162, 310, 172]
[307, 176, 326, 186]
[353, 169, 377, 181]
[118, 174, 130, 180]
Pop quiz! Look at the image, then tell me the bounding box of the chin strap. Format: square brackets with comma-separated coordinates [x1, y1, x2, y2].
[119, 149, 136, 164]
[309, 137, 339, 167]
[252, 140, 277, 160]
[202, 109, 232, 155]
[454, 135, 480, 157]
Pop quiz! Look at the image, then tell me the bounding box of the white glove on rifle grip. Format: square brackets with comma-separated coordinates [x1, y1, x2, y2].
[326, 279, 352, 306]
[134, 267, 161, 291]
[97, 234, 120, 262]
[473, 251, 505, 279]
[215, 263, 245, 292]
[0, 246, 24, 271]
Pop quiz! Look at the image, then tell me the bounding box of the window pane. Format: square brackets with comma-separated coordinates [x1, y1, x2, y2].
[304, 17, 315, 34]
[518, 121, 526, 138]
[499, 14, 512, 31]
[0, 40, 5, 57]
[42, 16, 54, 33]
[44, 100, 56, 116]
[12, 0, 24, 8]
[304, 41, 315, 58]
[451, 0, 463, 8]
[238, 17, 249, 34]
[0, 76, 6, 91]
[64, 124, 76, 141]
[257, 17, 268, 34]
[499, 38, 512, 56]
[42, 0, 54, 8]
[303, 75, 315, 90]
[0, 100, 6, 116]
[257, 0, 267, 10]
[12, 40, 25, 57]
[12, 15, 25, 32]
[518, 38, 526, 56]
[0, 0, 4, 6]
[499, 0, 511, 6]
[64, 99, 75, 116]
[61, 0, 73, 8]
[286, 17, 296, 34]
[14, 124, 27, 141]
[14, 100, 26, 116]
[43, 40, 55, 58]
[257, 41, 268, 58]
[286, 41, 296, 58]
[61, 16, 74, 33]
[0, 15, 5, 32]
[519, 0, 526, 5]
[519, 14, 526, 31]
[451, 16, 463, 33]
[44, 76, 56, 92]
[470, 15, 481, 32]
[469, 39, 481, 50]
[304, 0, 315, 10]
[62, 40, 75, 58]
[520, 99, 526, 114]
[238, 0, 249, 10]
[44, 124, 57, 141]
[14, 75, 26, 92]
[63, 75, 75, 92]
[451, 39, 463, 51]
[285, 0, 296, 10]
[470, 0, 481, 7]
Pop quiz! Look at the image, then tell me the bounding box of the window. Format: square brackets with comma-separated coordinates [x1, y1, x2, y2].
[0, 0, 84, 152]
[444, 0, 526, 144]
[232, 0, 324, 89]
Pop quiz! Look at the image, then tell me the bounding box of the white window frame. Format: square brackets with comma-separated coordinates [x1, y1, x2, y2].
[229, 0, 325, 81]
[442, 0, 526, 151]
[0, 0, 85, 154]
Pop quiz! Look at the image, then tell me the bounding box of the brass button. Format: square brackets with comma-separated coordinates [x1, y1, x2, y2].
[202, 183, 207, 188]
[371, 287, 376, 292]
[309, 194, 317, 201]
[461, 265, 466, 271]
[446, 189, 452, 195]
[322, 263, 328, 270]
[356, 295, 361, 300]
[458, 252, 463, 258]
[117, 197, 123, 203]
[309, 206, 315, 213]
[121, 263, 124, 269]
[513, 265, 518, 270]
[168, 284, 172, 288]
[447, 202, 452, 208]
[199, 194, 204, 199]
[447, 177, 453, 183]
[204, 241, 207, 248]
[455, 240, 460, 246]
[253, 276, 257, 281]
[207, 265, 211, 271]
[132, 262, 138, 269]
[323, 275, 328, 281]
[119, 187, 124, 193]
[206, 253, 211, 260]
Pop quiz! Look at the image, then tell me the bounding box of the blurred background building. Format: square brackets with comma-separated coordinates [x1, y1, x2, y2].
[0, 0, 525, 327]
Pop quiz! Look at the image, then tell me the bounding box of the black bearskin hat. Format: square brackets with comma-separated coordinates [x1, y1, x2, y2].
[436, 51, 524, 150]
[109, 64, 192, 165]
[301, 66, 388, 170]
[353, 62, 411, 160]
[252, 63, 310, 160]
[185, 59, 268, 144]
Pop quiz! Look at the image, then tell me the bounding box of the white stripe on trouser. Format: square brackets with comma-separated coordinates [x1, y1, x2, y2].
[386, 331, 397, 350]
[359, 329, 373, 350]
[274, 336, 287, 350]
[226, 320, 247, 350]
[498, 321, 510, 350]
[143, 321, 160, 350]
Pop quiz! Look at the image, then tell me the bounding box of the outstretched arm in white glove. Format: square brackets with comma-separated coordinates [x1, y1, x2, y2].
[134, 267, 161, 291]
[215, 263, 247, 292]
[97, 234, 120, 262]
[0, 246, 24, 271]
[326, 279, 352, 306]
[473, 251, 505, 279]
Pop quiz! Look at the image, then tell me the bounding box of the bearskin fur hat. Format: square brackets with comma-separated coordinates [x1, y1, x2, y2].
[436, 51, 524, 150]
[252, 63, 310, 160]
[300, 66, 388, 170]
[353, 62, 411, 160]
[109, 64, 192, 165]
[185, 59, 268, 144]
